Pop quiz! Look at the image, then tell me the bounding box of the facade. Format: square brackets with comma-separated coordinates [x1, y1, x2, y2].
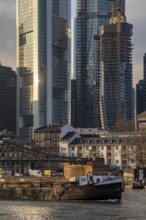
[34, 124, 61, 155]
[60, 132, 137, 169]
[0, 65, 16, 132]
[64, 158, 111, 179]
[76, 0, 125, 128]
[71, 18, 77, 79]
[16, 0, 71, 139]
[99, 6, 133, 130]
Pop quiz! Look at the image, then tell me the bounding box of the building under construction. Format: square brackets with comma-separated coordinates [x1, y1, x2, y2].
[76, 0, 125, 129]
[99, 1, 133, 130]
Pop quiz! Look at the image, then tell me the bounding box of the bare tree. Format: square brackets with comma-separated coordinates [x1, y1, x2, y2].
[133, 133, 146, 169]
[111, 119, 135, 132]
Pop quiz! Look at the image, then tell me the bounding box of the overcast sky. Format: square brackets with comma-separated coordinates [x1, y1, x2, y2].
[0, 0, 145, 86]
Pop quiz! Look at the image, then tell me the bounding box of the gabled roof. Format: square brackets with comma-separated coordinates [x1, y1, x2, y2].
[137, 111, 146, 116]
[61, 131, 76, 140]
[35, 124, 61, 132]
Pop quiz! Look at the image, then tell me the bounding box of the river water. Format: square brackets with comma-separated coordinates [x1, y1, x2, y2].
[0, 189, 145, 220]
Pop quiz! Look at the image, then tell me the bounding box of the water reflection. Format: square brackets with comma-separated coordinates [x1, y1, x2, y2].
[0, 190, 145, 220]
[3, 201, 54, 220]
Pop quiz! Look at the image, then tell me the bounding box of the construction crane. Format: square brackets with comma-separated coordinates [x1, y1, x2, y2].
[108, 0, 122, 126]
[116, 0, 122, 125]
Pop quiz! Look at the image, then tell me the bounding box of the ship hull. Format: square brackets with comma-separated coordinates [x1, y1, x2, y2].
[0, 178, 123, 201]
[58, 182, 122, 201]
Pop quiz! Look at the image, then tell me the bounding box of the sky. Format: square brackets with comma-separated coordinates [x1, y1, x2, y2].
[0, 0, 146, 86]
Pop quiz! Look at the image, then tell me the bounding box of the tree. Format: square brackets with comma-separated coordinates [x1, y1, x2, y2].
[110, 119, 135, 132]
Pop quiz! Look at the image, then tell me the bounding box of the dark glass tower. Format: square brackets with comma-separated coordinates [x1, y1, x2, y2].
[136, 79, 145, 115]
[99, 5, 133, 130]
[76, 0, 125, 128]
[136, 53, 146, 115]
[0, 65, 16, 132]
[143, 54, 146, 110]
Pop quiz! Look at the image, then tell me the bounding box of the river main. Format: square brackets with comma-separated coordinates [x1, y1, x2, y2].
[0, 189, 145, 220]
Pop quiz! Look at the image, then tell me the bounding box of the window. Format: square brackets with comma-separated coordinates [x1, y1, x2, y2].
[45, 133, 50, 139]
[81, 177, 87, 182]
[19, 32, 33, 46]
[92, 146, 96, 151]
[123, 146, 126, 150]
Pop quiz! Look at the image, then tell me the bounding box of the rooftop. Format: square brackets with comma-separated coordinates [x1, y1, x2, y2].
[61, 132, 76, 141]
[35, 124, 61, 132]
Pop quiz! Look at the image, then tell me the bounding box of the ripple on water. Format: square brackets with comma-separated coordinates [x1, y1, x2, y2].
[0, 190, 145, 220]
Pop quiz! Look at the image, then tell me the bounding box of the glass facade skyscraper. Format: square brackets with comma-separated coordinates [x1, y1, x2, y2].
[0, 65, 16, 132]
[16, 0, 71, 139]
[76, 0, 125, 128]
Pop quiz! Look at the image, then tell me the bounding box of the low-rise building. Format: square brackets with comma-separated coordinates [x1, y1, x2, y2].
[137, 111, 146, 132]
[64, 158, 111, 179]
[34, 124, 142, 169]
[34, 124, 61, 155]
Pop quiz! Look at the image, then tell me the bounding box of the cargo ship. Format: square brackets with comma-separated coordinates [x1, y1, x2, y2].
[54, 175, 123, 201]
[0, 175, 123, 201]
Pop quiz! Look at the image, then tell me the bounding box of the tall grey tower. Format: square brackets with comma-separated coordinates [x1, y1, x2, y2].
[16, 0, 71, 139]
[76, 0, 125, 128]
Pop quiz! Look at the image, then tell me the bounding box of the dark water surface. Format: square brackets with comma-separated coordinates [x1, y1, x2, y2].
[0, 190, 146, 220]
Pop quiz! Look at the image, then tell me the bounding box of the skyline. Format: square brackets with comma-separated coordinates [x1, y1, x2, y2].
[0, 0, 146, 85]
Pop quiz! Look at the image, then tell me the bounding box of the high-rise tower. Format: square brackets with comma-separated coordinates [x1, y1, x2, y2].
[143, 53, 146, 111]
[99, 1, 133, 130]
[0, 65, 16, 132]
[136, 53, 146, 115]
[76, 0, 125, 128]
[16, 0, 71, 139]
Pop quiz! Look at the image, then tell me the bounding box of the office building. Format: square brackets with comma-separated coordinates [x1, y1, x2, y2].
[16, 0, 71, 139]
[143, 54, 146, 110]
[99, 3, 133, 130]
[136, 54, 146, 116]
[136, 79, 145, 115]
[76, 0, 125, 128]
[0, 64, 16, 132]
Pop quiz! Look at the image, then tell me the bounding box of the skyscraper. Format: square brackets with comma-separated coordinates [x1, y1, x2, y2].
[136, 53, 146, 115]
[136, 79, 145, 115]
[0, 64, 16, 132]
[76, 0, 125, 128]
[16, 0, 71, 139]
[99, 3, 133, 130]
[143, 53, 146, 110]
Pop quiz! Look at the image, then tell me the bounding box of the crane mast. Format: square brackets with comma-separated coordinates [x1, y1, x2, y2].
[116, 1, 122, 124]
[108, 0, 122, 125]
